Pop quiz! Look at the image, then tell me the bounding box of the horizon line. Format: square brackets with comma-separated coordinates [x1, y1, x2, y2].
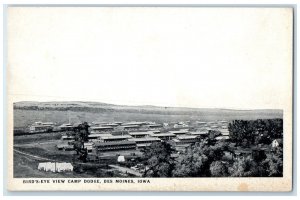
[13, 100, 284, 112]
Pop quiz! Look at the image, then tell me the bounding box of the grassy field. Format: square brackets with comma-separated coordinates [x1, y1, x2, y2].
[14, 132, 63, 144]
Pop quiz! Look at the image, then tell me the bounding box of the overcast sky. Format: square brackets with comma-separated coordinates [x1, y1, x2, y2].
[7, 7, 292, 109]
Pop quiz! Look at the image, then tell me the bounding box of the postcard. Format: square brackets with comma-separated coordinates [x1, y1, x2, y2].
[6, 6, 293, 191]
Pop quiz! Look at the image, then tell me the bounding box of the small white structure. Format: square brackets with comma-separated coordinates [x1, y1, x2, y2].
[215, 136, 230, 140]
[117, 156, 125, 163]
[163, 123, 169, 127]
[38, 162, 73, 172]
[272, 139, 283, 148]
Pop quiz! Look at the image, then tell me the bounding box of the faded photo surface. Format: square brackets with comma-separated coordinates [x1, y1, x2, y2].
[7, 7, 293, 191]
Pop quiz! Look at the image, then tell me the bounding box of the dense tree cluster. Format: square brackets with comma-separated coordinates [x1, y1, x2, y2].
[142, 140, 283, 177]
[228, 119, 283, 145]
[141, 141, 176, 177]
[172, 140, 232, 177]
[142, 119, 283, 177]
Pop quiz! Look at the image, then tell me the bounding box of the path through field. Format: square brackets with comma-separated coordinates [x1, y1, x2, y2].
[109, 164, 142, 177]
[14, 140, 59, 147]
[14, 149, 56, 162]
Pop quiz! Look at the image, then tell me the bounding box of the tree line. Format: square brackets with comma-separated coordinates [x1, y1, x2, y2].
[141, 118, 283, 177]
[228, 119, 283, 146]
[141, 140, 283, 177]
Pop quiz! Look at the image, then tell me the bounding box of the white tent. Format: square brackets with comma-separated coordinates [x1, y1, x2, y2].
[38, 162, 73, 172]
[117, 156, 125, 163]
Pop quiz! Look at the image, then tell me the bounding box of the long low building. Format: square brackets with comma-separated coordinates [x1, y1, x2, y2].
[59, 123, 74, 131]
[29, 122, 55, 133]
[101, 123, 119, 127]
[98, 135, 132, 143]
[169, 130, 189, 135]
[111, 131, 129, 136]
[220, 129, 230, 136]
[148, 130, 160, 134]
[94, 141, 137, 151]
[88, 133, 112, 141]
[129, 137, 161, 148]
[189, 131, 208, 135]
[90, 126, 114, 133]
[129, 132, 153, 138]
[152, 133, 176, 140]
[147, 124, 163, 129]
[119, 125, 140, 131]
[189, 131, 208, 138]
[61, 135, 75, 141]
[122, 122, 146, 126]
[173, 135, 200, 145]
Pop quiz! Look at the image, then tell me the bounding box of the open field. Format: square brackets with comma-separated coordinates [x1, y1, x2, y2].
[14, 132, 63, 144]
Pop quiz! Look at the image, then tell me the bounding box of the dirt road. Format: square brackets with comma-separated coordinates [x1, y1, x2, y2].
[109, 164, 142, 177]
[14, 149, 56, 161]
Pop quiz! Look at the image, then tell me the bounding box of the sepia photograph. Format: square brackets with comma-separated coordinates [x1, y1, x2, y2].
[6, 6, 293, 191]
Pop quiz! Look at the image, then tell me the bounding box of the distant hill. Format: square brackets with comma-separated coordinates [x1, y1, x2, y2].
[13, 101, 283, 128]
[14, 101, 283, 117]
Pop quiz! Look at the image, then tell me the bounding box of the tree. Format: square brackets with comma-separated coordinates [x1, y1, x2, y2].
[263, 146, 283, 177]
[210, 161, 228, 177]
[208, 130, 222, 140]
[74, 122, 90, 142]
[228, 120, 255, 145]
[228, 119, 283, 146]
[228, 156, 268, 177]
[172, 146, 209, 177]
[142, 141, 175, 177]
[172, 140, 227, 177]
[73, 122, 90, 162]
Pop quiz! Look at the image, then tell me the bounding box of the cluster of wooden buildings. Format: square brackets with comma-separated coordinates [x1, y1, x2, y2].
[55, 120, 231, 153]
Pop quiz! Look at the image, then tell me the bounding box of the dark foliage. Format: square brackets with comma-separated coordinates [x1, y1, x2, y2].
[73, 122, 90, 162]
[141, 141, 176, 177]
[228, 119, 283, 145]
